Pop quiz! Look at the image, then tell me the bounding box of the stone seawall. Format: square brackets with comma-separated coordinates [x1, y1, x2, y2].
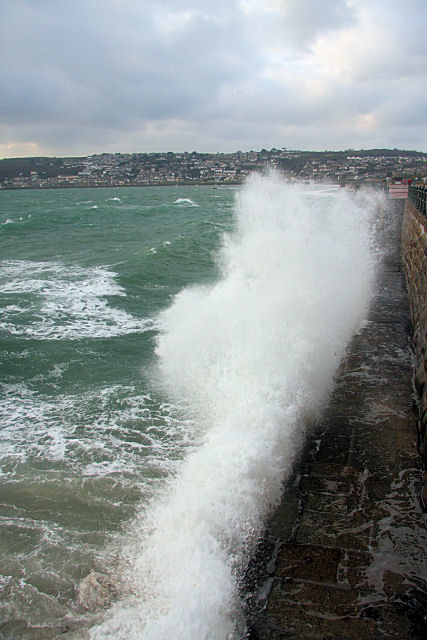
[401, 200, 427, 507]
[250, 200, 427, 639]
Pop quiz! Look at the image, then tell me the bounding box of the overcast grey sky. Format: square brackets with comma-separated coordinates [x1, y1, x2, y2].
[0, 0, 426, 157]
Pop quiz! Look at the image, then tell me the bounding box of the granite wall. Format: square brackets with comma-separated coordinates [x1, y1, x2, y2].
[401, 200, 427, 507]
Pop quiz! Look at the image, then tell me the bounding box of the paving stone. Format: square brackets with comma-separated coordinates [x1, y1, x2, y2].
[275, 544, 342, 583]
[295, 510, 372, 552]
[336, 550, 374, 592]
[304, 493, 358, 515]
[300, 473, 355, 495]
[268, 490, 301, 542]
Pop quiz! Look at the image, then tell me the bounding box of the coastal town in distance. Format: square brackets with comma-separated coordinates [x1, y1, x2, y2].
[0, 148, 426, 190]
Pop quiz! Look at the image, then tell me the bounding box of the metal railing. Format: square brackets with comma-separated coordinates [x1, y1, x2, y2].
[408, 184, 427, 217]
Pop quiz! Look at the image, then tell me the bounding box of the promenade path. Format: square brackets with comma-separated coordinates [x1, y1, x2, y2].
[250, 200, 427, 639]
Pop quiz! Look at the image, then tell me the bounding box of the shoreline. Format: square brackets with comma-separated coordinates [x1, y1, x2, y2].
[0, 181, 243, 191]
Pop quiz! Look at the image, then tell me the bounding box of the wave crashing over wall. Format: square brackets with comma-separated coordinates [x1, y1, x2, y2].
[91, 175, 382, 639]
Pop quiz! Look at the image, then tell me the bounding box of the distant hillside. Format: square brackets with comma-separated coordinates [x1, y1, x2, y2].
[1, 148, 425, 189]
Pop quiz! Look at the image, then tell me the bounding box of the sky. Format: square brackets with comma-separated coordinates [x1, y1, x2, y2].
[0, 0, 426, 158]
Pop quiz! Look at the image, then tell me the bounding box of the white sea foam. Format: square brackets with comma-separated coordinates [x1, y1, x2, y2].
[91, 175, 382, 639]
[0, 381, 194, 480]
[0, 261, 156, 339]
[173, 197, 199, 206]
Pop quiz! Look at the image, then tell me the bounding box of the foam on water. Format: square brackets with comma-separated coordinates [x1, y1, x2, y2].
[90, 176, 382, 639]
[174, 197, 199, 206]
[0, 381, 193, 480]
[0, 261, 156, 339]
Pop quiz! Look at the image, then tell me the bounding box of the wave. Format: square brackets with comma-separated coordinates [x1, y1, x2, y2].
[90, 175, 382, 639]
[0, 380, 195, 481]
[0, 261, 156, 340]
[173, 198, 199, 206]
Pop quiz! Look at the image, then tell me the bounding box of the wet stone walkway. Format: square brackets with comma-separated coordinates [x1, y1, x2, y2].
[249, 201, 427, 639]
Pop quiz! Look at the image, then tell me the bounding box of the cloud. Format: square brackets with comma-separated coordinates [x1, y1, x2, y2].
[0, 0, 425, 156]
[271, 0, 356, 48]
[312, 0, 426, 82]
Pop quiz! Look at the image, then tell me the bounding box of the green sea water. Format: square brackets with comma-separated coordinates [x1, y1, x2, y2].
[0, 185, 235, 638]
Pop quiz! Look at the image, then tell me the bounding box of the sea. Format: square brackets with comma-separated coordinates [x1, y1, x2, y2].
[0, 175, 382, 639]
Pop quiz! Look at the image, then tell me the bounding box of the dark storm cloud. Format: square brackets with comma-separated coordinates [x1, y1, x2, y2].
[0, 0, 426, 156]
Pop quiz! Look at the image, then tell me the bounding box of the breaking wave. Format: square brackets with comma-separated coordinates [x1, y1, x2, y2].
[0, 261, 155, 340]
[91, 175, 382, 639]
[173, 198, 199, 206]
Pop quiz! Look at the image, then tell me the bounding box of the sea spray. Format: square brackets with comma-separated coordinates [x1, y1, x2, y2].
[91, 175, 382, 639]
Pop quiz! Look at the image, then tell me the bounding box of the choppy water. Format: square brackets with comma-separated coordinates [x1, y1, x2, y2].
[0, 177, 383, 639]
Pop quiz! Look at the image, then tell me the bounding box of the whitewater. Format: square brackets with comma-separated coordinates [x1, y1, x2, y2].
[86, 175, 381, 639]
